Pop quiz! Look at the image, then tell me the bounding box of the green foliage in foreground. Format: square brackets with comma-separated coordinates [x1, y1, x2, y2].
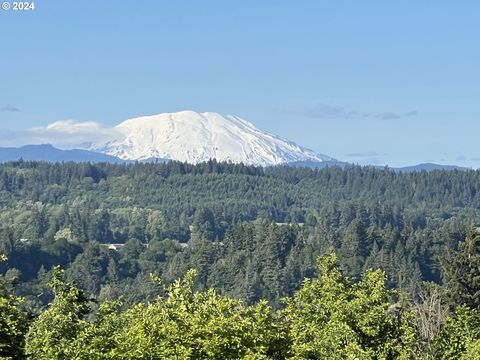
[3, 228, 480, 359]
[0, 254, 436, 359]
[284, 254, 416, 359]
[24, 266, 288, 360]
[431, 306, 480, 360]
[0, 254, 28, 360]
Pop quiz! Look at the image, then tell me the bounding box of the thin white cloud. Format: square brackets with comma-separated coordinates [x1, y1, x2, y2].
[0, 120, 120, 149]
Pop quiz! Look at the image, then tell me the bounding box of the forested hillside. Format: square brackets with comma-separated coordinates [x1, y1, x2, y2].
[1, 160, 480, 358]
[0, 160, 479, 308]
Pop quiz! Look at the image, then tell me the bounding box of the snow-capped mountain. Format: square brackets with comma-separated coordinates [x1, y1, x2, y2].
[92, 111, 334, 166]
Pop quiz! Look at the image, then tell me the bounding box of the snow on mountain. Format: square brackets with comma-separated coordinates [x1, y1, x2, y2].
[92, 111, 334, 166]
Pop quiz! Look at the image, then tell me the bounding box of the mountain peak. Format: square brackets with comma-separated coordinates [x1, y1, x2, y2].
[93, 111, 333, 166]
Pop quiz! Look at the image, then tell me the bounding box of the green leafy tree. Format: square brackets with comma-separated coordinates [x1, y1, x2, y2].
[284, 253, 416, 359]
[69, 300, 124, 360]
[431, 306, 480, 359]
[25, 266, 89, 360]
[112, 270, 288, 359]
[0, 254, 28, 360]
[462, 338, 480, 360]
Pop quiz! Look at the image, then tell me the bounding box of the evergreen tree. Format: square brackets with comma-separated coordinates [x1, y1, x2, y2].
[441, 228, 480, 308]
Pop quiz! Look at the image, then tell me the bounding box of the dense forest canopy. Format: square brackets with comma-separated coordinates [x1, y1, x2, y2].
[1, 160, 480, 358]
[0, 160, 479, 305]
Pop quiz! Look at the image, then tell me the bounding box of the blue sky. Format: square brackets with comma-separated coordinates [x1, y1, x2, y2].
[0, 1, 479, 167]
